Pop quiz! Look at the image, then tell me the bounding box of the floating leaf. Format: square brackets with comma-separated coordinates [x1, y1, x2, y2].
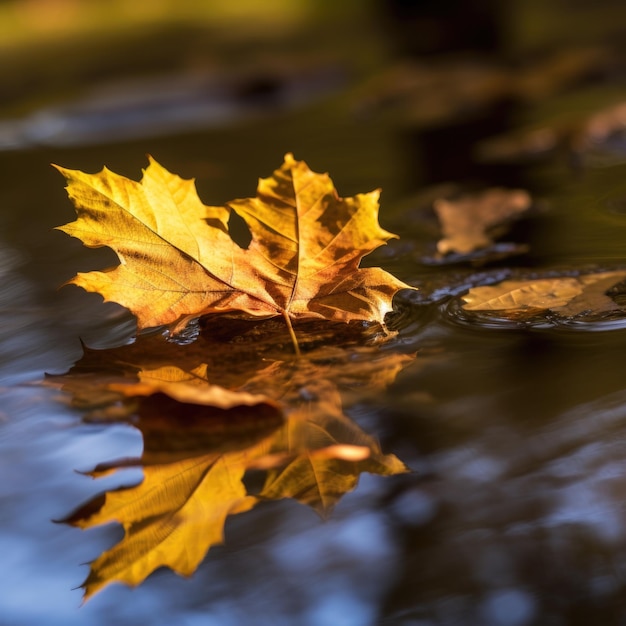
[353, 47, 607, 126]
[56, 155, 411, 342]
[434, 188, 532, 255]
[462, 271, 626, 317]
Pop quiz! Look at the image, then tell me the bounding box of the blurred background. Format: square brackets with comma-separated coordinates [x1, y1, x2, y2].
[3, 1, 626, 625]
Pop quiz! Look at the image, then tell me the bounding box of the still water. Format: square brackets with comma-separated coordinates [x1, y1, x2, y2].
[2, 7, 626, 626]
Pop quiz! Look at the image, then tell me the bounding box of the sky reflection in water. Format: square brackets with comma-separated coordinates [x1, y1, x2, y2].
[2, 2, 626, 622]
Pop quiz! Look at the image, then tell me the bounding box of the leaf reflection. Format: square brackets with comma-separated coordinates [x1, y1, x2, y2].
[53, 319, 412, 599]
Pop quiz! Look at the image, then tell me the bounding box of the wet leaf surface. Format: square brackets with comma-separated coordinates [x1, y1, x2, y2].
[461, 270, 626, 320]
[56, 155, 412, 339]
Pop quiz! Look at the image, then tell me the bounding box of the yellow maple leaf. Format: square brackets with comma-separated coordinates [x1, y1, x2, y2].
[55, 154, 411, 345]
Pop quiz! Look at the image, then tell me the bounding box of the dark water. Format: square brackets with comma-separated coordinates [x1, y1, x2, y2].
[3, 4, 626, 625]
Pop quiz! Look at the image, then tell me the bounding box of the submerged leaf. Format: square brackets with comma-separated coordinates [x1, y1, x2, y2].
[462, 271, 626, 317]
[435, 188, 531, 255]
[56, 154, 411, 334]
[67, 388, 407, 598]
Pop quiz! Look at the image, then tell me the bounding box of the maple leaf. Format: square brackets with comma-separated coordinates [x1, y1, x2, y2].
[55, 154, 411, 347]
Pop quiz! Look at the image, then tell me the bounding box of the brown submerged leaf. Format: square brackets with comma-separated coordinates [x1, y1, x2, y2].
[55, 154, 411, 339]
[51, 317, 400, 416]
[434, 188, 532, 255]
[462, 271, 626, 317]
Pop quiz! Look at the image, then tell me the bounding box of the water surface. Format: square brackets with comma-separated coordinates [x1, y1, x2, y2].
[2, 5, 626, 625]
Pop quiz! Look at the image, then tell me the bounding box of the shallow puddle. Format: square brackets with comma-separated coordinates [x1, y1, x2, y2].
[2, 4, 626, 625]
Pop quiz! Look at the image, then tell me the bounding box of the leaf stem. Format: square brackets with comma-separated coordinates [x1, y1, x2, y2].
[281, 310, 301, 357]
